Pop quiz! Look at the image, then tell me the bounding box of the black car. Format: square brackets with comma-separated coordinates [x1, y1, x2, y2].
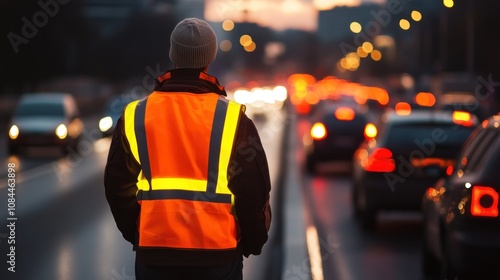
[438, 92, 488, 121]
[303, 100, 373, 173]
[7, 93, 84, 155]
[352, 110, 478, 230]
[422, 114, 500, 279]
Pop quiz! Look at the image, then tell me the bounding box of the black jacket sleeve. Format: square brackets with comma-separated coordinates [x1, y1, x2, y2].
[228, 114, 272, 257]
[104, 116, 141, 244]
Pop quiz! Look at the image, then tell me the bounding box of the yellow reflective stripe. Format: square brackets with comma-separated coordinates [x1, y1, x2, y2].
[124, 100, 141, 164]
[137, 178, 208, 191]
[216, 101, 242, 195]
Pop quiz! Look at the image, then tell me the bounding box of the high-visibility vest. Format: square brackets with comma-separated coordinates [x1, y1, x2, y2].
[123, 91, 245, 250]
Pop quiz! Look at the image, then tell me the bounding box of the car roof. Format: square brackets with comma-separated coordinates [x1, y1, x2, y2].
[440, 93, 477, 104]
[16, 92, 78, 116]
[19, 92, 73, 104]
[381, 110, 476, 125]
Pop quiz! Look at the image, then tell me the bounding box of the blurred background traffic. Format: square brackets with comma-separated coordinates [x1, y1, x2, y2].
[1, 0, 500, 279]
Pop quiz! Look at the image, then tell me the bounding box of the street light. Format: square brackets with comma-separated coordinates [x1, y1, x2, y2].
[371, 50, 382, 61]
[350, 22, 362, 33]
[357, 47, 368, 58]
[362, 42, 374, 53]
[240, 35, 253, 47]
[443, 0, 454, 8]
[222, 19, 235, 31]
[399, 19, 411, 30]
[411, 11, 422, 22]
[244, 41, 256, 52]
[220, 40, 232, 52]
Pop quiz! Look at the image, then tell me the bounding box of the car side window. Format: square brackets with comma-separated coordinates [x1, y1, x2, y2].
[453, 128, 486, 172]
[464, 130, 499, 173]
[484, 134, 500, 178]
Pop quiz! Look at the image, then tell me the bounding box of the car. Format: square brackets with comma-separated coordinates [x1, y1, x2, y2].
[98, 96, 130, 137]
[438, 92, 488, 121]
[303, 100, 374, 173]
[7, 93, 84, 155]
[352, 110, 478, 230]
[421, 114, 500, 279]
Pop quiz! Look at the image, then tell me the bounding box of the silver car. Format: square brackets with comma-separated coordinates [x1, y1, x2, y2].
[7, 93, 84, 155]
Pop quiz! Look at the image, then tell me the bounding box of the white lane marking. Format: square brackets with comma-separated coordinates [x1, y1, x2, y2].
[306, 225, 325, 280]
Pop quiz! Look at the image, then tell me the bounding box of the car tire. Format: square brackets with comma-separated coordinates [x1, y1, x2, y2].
[360, 208, 377, 231]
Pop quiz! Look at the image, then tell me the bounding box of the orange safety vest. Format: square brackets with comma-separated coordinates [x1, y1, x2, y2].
[123, 91, 245, 250]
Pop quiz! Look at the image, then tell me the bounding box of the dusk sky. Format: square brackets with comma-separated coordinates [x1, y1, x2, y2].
[205, 0, 387, 31]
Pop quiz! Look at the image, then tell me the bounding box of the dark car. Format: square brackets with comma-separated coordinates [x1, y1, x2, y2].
[421, 114, 500, 279]
[352, 110, 478, 230]
[98, 96, 130, 137]
[438, 92, 488, 121]
[7, 93, 84, 155]
[303, 100, 374, 173]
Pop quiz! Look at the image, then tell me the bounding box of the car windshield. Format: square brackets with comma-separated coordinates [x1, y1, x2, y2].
[384, 123, 476, 156]
[322, 113, 367, 132]
[16, 102, 65, 117]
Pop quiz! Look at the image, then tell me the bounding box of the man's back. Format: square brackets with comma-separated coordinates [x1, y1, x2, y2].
[104, 18, 271, 280]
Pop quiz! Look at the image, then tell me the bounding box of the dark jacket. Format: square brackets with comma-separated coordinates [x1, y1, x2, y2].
[104, 68, 271, 266]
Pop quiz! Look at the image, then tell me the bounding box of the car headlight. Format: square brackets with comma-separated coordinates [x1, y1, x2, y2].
[55, 124, 68, 139]
[9, 125, 19, 140]
[99, 116, 113, 132]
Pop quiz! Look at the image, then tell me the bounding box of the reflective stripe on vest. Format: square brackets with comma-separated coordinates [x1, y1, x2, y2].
[123, 92, 244, 249]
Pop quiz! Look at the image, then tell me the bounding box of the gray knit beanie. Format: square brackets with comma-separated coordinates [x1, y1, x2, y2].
[169, 18, 218, 68]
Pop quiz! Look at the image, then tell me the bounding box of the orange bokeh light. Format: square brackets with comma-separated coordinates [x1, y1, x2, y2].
[415, 92, 436, 107]
[395, 102, 412, 115]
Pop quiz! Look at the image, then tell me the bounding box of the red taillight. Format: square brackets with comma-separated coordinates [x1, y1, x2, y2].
[310, 122, 327, 140]
[452, 111, 474, 127]
[364, 123, 377, 139]
[361, 148, 396, 172]
[446, 165, 453, 176]
[471, 186, 499, 217]
[395, 102, 411, 115]
[296, 102, 311, 115]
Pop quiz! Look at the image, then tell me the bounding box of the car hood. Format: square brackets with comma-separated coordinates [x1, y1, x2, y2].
[11, 117, 66, 133]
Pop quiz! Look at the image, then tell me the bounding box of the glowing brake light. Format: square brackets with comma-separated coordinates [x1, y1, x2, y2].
[471, 186, 499, 217]
[395, 102, 411, 116]
[311, 122, 327, 140]
[361, 148, 396, 172]
[296, 102, 311, 115]
[452, 111, 473, 127]
[335, 107, 355, 121]
[446, 165, 453, 176]
[364, 123, 377, 139]
[414, 92, 436, 107]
